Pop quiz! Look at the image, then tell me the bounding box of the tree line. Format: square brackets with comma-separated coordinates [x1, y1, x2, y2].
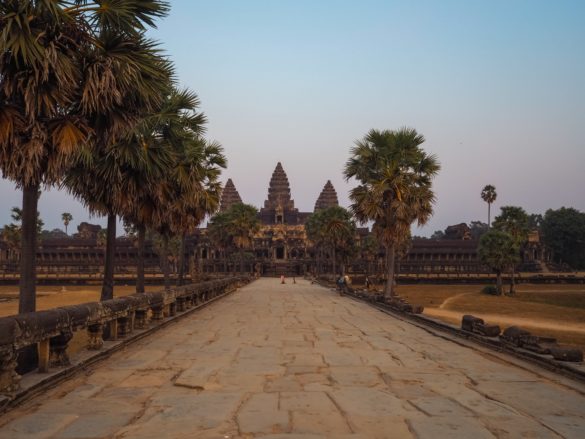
[1, 1, 225, 313]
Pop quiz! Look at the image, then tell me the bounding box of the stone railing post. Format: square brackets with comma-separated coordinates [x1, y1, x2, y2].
[38, 339, 50, 373]
[50, 331, 73, 367]
[151, 305, 164, 321]
[0, 350, 20, 393]
[87, 323, 104, 350]
[134, 309, 148, 329]
[176, 297, 186, 313]
[117, 315, 130, 339]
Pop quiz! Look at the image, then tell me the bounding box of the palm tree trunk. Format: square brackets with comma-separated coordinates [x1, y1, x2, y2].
[136, 223, 146, 294]
[177, 232, 187, 286]
[488, 203, 491, 228]
[18, 183, 39, 313]
[101, 213, 116, 301]
[384, 243, 396, 298]
[496, 269, 503, 295]
[161, 235, 171, 290]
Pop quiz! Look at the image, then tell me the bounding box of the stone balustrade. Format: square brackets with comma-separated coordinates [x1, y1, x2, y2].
[0, 276, 249, 395]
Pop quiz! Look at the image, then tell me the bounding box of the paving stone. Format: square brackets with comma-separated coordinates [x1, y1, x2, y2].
[329, 366, 384, 387]
[0, 413, 78, 439]
[291, 410, 352, 435]
[237, 393, 289, 434]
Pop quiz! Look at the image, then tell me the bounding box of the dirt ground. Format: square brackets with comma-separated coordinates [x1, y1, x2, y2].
[383, 283, 585, 352]
[0, 285, 163, 317]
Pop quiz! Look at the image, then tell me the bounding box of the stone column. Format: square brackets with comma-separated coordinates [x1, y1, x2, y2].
[151, 305, 164, 321]
[134, 309, 148, 329]
[87, 323, 104, 350]
[117, 316, 130, 338]
[0, 350, 21, 393]
[176, 297, 186, 313]
[50, 331, 73, 367]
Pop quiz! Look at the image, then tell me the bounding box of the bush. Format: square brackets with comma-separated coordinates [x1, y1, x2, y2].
[482, 285, 498, 295]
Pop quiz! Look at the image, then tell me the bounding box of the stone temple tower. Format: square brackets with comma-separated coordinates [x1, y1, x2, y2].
[219, 178, 242, 212]
[260, 162, 299, 224]
[314, 180, 339, 211]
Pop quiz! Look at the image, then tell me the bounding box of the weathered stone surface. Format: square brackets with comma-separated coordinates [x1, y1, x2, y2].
[1, 278, 585, 438]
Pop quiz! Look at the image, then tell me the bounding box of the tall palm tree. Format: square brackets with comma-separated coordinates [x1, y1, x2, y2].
[117, 88, 208, 293]
[478, 230, 518, 296]
[493, 206, 529, 294]
[61, 212, 73, 235]
[208, 203, 260, 274]
[344, 128, 440, 297]
[170, 140, 226, 286]
[481, 185, 497, 228]
[0, 0, 170, 312]
[306, 206, 355, 277]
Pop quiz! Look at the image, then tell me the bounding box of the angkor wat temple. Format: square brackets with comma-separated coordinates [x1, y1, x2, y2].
[0, 162, 551, 280]
[198, 162, 342, 276]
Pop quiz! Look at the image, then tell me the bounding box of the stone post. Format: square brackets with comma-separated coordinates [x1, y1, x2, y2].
[151, 305, 164, 321]
[38, 339, 50, 373]
[0, 350, 21, 393]
[49, 331, 73, 367]
[134, 309, 148, 329]
[87, 323, 104, 350]
[117, 316, 130, 339]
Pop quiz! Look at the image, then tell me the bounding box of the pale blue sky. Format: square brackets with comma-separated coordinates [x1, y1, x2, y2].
[1, 0, 584, 235]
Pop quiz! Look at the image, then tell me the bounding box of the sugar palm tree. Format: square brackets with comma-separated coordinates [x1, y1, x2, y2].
[481, 185, 497, 228]
[0, 0, 170, 312]
[479, 230, 519, 295]
[344, 128, 440, 297]
[208, 203, 260, 274]
[170, 140, 226, 286]
[117, 88, 208, 292]
[306, 206, 355, 277]
[493, 206, 529, 294]
[61, 213, 73, 235]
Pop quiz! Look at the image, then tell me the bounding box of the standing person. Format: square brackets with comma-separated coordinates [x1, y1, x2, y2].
[365, 276, 370, 290]
[280, 274, 285, 284]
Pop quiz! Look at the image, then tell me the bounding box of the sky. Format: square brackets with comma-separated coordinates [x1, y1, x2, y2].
[1, 0, 584, 235]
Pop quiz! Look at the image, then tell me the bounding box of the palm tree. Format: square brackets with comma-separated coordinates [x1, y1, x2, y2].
[479, 230, 519, 295]
[306, 206, 355, 277]
[481, 185, 497, 228]
[115, 88, 208, 293]
[344, 128, 440, 297]
[493, 206, 529, 294]
[208, 203, 260, 274]
[0, 0, 170, 312]
[61, 213, 73, 235]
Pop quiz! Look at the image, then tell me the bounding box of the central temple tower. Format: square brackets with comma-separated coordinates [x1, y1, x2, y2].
[259, 162, 302, 224]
